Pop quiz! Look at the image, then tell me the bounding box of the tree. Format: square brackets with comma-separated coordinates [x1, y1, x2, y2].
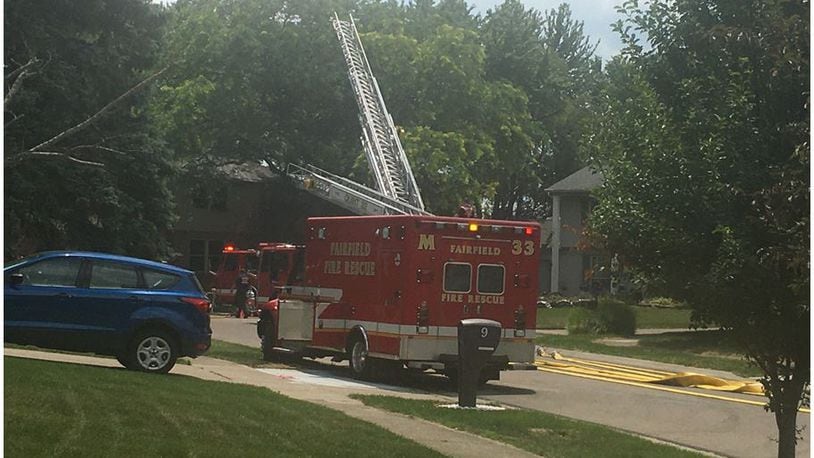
[4, 0, 176, 259]
[587, 1, 809, 456]
[152, 0, 359, 175]
[480, 1, 601, 219]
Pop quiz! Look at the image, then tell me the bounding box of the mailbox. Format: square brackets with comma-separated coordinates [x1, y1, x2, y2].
[457, 318, 501, 407]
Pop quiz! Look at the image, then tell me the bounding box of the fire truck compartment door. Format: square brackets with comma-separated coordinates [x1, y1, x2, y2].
[277, 300, 315, 341]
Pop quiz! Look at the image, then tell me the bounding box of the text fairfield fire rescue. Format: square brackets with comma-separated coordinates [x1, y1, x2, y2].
[324, 242, 376, 276]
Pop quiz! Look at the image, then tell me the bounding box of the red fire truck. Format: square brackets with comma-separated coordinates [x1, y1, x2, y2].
[256, 214, 540, 381]
[209, 244, 258, 308]
[254, 242, 306, 303]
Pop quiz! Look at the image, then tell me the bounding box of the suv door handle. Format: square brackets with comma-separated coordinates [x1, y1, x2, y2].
[128, 295, 145, 302]
[57, 292, 73, 299]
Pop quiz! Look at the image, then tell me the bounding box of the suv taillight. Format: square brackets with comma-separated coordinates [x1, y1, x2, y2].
[182, 297, 211, 315]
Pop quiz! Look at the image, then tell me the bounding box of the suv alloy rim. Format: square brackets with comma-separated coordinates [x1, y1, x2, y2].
[136, 336, 172, 371]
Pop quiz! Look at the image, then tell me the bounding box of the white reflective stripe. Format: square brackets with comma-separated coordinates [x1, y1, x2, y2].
[315, 318, 534, 340]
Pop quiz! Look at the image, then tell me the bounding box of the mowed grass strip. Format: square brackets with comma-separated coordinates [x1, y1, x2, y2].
[5, 357, 442, 458]
[538, 331, 759, 377]
[206, 338, 267, 366]
[353, 395, 705, 458]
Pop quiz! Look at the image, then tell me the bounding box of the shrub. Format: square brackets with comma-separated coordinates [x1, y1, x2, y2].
[596, 298, 637, 336]
[566, 307, 602, 334]
[566, 297, 637, 336]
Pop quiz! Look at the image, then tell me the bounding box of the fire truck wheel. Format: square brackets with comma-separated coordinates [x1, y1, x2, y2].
[349, 338, 372, 379]
[260, 321, 277, 362]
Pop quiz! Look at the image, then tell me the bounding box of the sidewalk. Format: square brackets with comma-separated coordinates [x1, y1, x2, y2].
[4, 348, 537, 458]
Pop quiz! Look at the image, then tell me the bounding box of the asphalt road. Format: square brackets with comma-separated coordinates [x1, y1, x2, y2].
[210, 316, 810, 457]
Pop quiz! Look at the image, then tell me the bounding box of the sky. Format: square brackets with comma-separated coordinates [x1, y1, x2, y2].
[468, 0, 626, 60]
[152, 0, 627, 60]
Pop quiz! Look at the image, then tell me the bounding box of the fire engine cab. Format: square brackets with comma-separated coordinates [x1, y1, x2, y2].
[255, 242, 305, 303]
[257, 214, 540, 381]
[210, 244, 257, 307]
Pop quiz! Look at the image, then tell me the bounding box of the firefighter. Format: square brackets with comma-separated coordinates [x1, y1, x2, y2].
[233, 268, 251, 318]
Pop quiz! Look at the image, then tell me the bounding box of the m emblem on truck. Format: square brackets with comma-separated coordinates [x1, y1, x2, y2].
[418, 234, 436, 251]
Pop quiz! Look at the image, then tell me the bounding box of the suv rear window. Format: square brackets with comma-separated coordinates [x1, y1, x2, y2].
[143, 269, 181, 290]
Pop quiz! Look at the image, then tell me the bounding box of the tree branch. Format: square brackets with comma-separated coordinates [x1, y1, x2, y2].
[8, 151, 105, 167]
[4, 58, 41, 106]
[28, 65, 170, 153]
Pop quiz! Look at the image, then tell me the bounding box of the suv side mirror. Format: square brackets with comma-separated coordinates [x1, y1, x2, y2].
[9, 273, 25, 287]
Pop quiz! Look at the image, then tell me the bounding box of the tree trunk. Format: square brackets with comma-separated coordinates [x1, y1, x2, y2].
[776, 408, 797, 458]
[774, 377, 805, 458]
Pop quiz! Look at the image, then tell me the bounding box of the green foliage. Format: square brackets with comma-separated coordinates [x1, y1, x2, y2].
[596, 298, 637, 336]
[566, 306, 602, 335]
[566, 298, 637, 336]
[590, 1, 809, 454]
[4, 0, 175, 260]
[154, 0, 600, 219]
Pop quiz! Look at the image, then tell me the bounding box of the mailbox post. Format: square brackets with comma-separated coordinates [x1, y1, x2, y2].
[457, 318, 501, 407]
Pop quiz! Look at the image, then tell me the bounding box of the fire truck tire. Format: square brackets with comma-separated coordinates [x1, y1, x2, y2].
[349, 338, 373, 380]
[260, 320, 277, 362]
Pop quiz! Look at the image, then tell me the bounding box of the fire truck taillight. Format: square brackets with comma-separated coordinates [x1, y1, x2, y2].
[468, 223, 478, 232]
[223, 244, 235, 252]
[513, 305, 526, 337]
[416, 302, 429, 334]
[525, 226, 534, 236]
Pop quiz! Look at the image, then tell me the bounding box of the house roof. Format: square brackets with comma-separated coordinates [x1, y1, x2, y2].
[216, 161, 275, 183]
[545, 166, 604, 194]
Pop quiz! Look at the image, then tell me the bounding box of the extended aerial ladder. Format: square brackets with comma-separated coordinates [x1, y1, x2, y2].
[287, 13, 429, 216]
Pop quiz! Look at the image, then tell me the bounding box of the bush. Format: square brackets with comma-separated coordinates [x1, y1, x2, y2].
[639, 296, 687, 308]
[566, 297, 637, 336]
[566, 307, 602, 334]
[596, 298, 637, 336]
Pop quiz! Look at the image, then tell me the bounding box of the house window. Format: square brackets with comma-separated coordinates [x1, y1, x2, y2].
[192, 184, 228, 212]
[189, 239, 223, 272]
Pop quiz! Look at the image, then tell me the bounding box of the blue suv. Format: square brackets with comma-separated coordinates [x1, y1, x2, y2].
[5, 251, 212, 374]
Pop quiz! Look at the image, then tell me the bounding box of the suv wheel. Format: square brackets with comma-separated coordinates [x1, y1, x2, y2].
[130, 329, 178, 374]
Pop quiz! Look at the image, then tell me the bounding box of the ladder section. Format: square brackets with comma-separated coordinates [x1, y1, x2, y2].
[331, 13, 425, 211]
[287, 163, 429, 216]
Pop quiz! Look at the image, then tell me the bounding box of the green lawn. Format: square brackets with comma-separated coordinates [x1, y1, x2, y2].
[206, 338, 268, 366]
[536, 306, 692, 329]
[537, 331, 760, 377]
[4, 357, 441, 458]
[353, 395, 705, 458]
